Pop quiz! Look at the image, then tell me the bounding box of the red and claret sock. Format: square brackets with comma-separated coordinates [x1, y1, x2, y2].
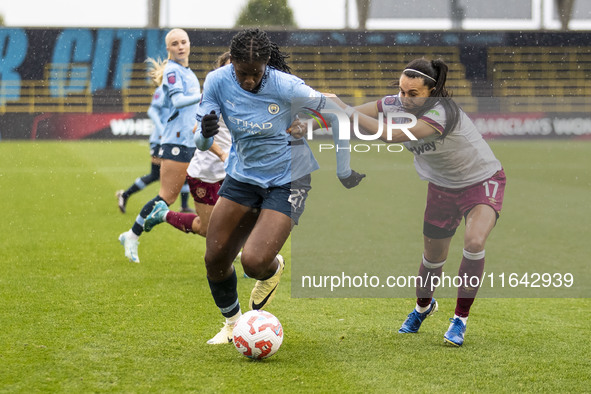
[415, 254, 445, 312]
[165, 211, 197, 233]
[454, 249, 486, 321]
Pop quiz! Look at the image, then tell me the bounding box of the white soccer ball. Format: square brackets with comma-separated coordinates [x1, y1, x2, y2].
[232, 310, 283, 359]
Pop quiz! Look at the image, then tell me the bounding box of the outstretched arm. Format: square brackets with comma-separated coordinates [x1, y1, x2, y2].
[170, 92, 201, 109]
[323, 97, 366, 188]
[328, 96, 437, 143]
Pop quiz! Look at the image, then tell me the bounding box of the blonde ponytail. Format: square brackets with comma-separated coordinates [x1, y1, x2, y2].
[145, 57, 168, 86]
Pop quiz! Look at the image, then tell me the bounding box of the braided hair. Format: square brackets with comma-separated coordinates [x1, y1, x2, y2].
[230, 28, 291, 74]
[400, 58, 460, 138]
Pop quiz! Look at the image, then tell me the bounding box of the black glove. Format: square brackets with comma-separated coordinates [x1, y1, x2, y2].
[201, 110, 220, 138]
[339, 170, 366, 189]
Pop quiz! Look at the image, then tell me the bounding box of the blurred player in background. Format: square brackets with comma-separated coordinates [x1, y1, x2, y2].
[118, 28, 200, 263]
[334, 58, 506, 347]
[194, 28, 365, 344]
[143, 52, 233, 237]
[115, 70, 165, 214]
[115, 66, 193, 214]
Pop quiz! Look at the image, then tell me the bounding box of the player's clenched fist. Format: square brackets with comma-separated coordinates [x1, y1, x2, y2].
[201, 110, 220, 138]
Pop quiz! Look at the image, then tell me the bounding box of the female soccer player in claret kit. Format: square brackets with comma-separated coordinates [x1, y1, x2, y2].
[194, 28, 365, 344]
[332, 58, 506, 347]
[118, 28, 200, 263]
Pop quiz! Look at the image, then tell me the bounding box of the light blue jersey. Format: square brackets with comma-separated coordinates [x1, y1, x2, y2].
[147, 85, 168, 145]
[161, 60, 200, 147]
[290, 136, 318, 181]
[196, 65, 328, 188]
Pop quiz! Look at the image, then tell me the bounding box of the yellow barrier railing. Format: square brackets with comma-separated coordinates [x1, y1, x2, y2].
[0, 80, 92, 114]
[5, 46, 590, 114]
[486, 46, 591, 111]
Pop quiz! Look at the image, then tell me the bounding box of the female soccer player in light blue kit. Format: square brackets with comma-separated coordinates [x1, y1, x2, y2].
[119, 28, 200, 263]
[195, 29, 365, 344]
[117, 82, 193, 214]
[116, 82, 166, 214]
[147, 84, 167, 155]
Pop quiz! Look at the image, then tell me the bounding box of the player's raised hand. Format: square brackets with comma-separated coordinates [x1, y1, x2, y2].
[201, 110, 220, 138]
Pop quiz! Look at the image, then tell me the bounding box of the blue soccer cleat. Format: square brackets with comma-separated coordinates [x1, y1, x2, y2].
[398, 298, 438, 333]
[144, 200, 169, 232]
[444, 317, 466, 347]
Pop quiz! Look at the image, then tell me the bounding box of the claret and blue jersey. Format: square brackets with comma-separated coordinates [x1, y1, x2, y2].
[196, 64, 326, 188]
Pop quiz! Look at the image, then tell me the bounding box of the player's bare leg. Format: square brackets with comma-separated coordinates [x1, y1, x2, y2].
[205, 197, 258, 344]
[158, 159, 189, 205]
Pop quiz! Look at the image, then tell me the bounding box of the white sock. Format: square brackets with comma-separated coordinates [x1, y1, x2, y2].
[415, 303, 431, 313]
[271, 256, 283, 275]
[227, 310, 242, 325]
[454, 314, 468, 325]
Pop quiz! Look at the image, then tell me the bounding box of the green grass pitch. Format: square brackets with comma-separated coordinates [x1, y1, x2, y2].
[0, 140, 589, 392]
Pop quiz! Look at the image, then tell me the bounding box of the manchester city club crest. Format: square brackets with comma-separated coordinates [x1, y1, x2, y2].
[268, 103, 280, 114]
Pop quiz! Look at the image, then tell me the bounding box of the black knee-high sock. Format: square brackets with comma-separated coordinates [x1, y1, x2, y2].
[139, 170, 158, 187]
[141, 162, 161, 185]
[151, 162, 161, 181]
[208, 269, 240, 318]
[180, 187, 189, 210]
[131, 195, 165, 236]
[181, 192, 189, 209]
[124, 181, 142, 198]
[124, 163, 161, 198]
